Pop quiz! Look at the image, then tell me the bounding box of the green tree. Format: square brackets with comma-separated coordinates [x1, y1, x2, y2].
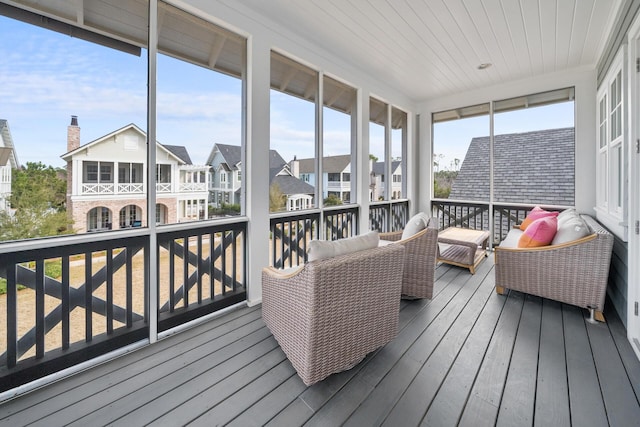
[269, 183, 286, 212]
[0, 162, 72, 241]
[323, 194, 343, 206]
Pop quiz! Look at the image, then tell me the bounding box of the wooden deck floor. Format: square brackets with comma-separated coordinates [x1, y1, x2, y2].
[1, 256, 640, 426]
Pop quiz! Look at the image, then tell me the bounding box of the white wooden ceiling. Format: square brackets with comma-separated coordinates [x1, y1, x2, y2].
[233, 0, 623, 101]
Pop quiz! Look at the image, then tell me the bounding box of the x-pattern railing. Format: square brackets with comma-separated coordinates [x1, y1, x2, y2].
[1, 236, 148, 369]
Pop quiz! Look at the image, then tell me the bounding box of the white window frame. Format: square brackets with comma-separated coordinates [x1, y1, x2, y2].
[596, 47, 629, 241]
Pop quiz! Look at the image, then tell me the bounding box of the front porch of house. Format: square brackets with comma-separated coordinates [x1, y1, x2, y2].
[1, 258, 639, 426]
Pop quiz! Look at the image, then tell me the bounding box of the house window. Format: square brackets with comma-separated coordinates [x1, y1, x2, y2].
[237, 170, 241, 182]
[85, 162, 99, 183]
[119, 163, 143, 183]
[596, 47, 627, 239]
[342, 173, 350, 182]
[220, 172, 227, 183]
[100, 163, 113, 183]
[328, 173, 340, 182]
[83, 161, 114, 183]
[156, 164, 171, 183]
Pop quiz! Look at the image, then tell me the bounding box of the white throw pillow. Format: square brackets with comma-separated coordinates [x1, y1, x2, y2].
[556, 208, 579, 227]
[307, 231, 379, 262]
[551, 215, 591, 245]
[401, 213, 429, 240]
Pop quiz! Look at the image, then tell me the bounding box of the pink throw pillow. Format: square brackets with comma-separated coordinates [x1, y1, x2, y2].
[518, 216, 558, 248]
[519, 206, 559, 231]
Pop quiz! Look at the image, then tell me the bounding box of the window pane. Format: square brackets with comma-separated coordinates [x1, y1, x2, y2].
[391, 107, 407, 200]
[599, 95, 607, 149]
[323, 76, 356, 205]
[270, 51, 316, 212]
[0, 8, 147, 239]
[370, 98, 387, 201]
[494, 88, 575, 206]
[158, 2, 245, 223]
[432, 104, 490, 201]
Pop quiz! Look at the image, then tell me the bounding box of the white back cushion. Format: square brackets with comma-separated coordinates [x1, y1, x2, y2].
[307, 231, 380, 262]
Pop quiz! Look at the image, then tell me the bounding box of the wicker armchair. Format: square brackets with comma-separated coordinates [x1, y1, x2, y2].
[495, 215, 613, 322]
[262, 244, 405, 386]
[380, 218, 438, 299]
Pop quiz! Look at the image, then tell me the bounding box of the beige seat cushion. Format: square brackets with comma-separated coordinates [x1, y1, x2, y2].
[307, 230, 379, 262]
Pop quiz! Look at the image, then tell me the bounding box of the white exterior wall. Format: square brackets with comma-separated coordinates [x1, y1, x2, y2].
[417, 67, 596, 215]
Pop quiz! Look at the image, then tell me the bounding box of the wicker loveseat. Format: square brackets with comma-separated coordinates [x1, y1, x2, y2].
[495, 214, 613, 322]
[262, 242, 405, 385]
[380, 215, 438, 299]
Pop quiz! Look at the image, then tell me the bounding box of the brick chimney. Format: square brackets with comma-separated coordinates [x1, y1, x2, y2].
[67, 115, 80, 152]
[66, 115, 79, 230]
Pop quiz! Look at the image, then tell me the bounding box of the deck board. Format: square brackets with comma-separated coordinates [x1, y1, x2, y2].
[496, 294, 543, 427]
[1, 257, 640, 427]
[534, 300, 570, 427]
[563, 304, 609, 427]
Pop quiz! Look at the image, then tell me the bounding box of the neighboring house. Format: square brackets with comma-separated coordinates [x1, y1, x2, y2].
[62, 116, 210, 233]
[449, 127, 575, 205]
[371, 160, 402, 201]
[292, 154, 352, 202]
[206, 143, 242, 207]
[0, 119, 20, 213]
[207, 143, 314, 211]
[271, 151, 315, 211]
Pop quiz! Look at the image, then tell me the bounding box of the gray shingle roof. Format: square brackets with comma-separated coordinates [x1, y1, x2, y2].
[372, 160, 401, 176]
[210, 143, 285, 171]
[297, 154, 351, 173]
[162, 144, 192, 164]
[211, 143, 241, 170]
[448, 127, 575, 205]
[271, 175, 315, 196]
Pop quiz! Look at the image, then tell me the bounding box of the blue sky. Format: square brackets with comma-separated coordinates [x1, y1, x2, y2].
[0, 15, 369, 168]
[2, 15, 571, 171]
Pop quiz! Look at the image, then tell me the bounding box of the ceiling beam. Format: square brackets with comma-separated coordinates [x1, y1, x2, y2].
[325, 88, 344, 107]
[279, 67, 297, 91]
[75, 0, 84, 25]
[208, 35, 226, 69]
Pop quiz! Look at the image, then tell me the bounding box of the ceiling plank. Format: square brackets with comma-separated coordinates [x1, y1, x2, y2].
[539, 0, 558, 73]
[520, 0, 545, 76]
[500, 0, 533, 76]
[567, 0, 594, 67]
[556, 0, 577, 69]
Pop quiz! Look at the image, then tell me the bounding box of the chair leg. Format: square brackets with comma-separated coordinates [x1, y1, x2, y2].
[587, 308, 606, 323]
[495, 286, 506, 295]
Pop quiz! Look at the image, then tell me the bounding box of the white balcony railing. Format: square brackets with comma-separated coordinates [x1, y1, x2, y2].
[180, 182, 207, 192]
[327, 181, 351, 191]
[156, 183, 172, 193]
[82, 183, 114, 194]
[117, 183, 144, 194]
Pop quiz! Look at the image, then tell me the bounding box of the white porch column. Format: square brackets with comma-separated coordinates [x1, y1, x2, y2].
[246, 36, 271, 306]
[357, 88, 371, 232]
